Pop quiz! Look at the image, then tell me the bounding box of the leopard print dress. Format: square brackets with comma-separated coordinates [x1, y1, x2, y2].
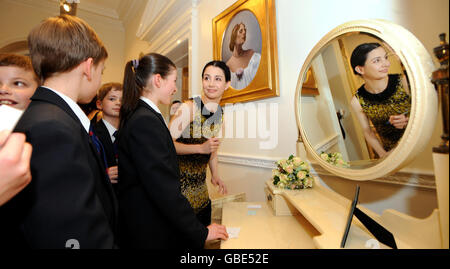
[176, 96, 223, 214]
[355, 74, 411, 152]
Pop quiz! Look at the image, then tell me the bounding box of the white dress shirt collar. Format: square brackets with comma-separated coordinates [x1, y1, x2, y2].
[42, 86, 90, 133]
[139, 96, 162, 115]
[102, 118, 117, 143]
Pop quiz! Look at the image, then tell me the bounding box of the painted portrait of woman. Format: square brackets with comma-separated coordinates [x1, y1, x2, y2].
[221, 10, 262, 90]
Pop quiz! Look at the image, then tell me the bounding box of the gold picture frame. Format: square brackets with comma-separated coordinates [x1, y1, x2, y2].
[212, 0, 279, 105]
[301, 67, 319, 95]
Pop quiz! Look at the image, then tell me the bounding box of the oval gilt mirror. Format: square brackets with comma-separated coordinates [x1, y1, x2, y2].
[295, 20, 438, 181]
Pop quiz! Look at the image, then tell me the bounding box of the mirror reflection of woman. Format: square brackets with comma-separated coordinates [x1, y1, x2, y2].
[226, 23, 261, 90]
[169, 61, 230, 226]
[350, 43, 411, 158]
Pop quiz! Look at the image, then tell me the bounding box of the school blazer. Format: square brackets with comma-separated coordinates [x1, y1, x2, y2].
[117, 99, 208, 249]
[0, 87, 118, 249]
[91, 117, 117, 168]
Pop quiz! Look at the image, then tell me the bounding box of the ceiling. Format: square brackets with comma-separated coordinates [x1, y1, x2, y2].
[3, 0, 189, 66]
[75, 0, 142, 23]
[9, 0, 146, 29]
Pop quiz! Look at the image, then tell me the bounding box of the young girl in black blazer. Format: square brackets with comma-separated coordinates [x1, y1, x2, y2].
[117, 53, 228, 249]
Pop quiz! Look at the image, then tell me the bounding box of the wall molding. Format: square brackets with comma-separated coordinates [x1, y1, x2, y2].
[314, 133, 339, 153]
[218, 153, 436, 189]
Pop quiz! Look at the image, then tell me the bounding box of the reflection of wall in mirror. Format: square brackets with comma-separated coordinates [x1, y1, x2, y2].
[321, 40, 371, 162]
[301, 54, 351, 162]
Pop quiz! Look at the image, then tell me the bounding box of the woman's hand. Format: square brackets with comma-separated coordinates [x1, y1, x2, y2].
[389, 114, 409, 129]
[206, 223, 228, 241]
[211, 176, 228, 195]
[200, 138, 220, 154]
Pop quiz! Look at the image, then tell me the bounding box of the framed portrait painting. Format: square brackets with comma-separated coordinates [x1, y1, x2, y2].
[212, 0, 279, 105]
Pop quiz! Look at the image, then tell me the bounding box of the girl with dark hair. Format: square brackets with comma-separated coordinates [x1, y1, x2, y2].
[169, 60, 230, 226]
[117, 54, 228, 249]
[350, 43, 411, 158]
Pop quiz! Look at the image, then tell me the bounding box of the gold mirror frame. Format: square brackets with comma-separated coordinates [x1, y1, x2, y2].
[295, 20, 438, 181]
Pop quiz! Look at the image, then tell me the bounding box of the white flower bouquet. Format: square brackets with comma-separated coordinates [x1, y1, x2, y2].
[272, 155, 314, 190]
[320, 152, 350, 168]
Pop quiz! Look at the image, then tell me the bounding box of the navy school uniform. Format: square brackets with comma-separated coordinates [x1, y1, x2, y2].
[90, 115, 119, 194]
[117, 98, 208, 249]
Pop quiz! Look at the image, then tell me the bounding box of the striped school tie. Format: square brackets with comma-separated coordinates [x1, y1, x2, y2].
[89, 123, 109, 169]
[113, 130, 118, 164]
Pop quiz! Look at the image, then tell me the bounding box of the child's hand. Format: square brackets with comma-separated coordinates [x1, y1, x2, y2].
[0, 133, 32, 206]
[107, 166, 118, 184]
[206, 223, 228, 241]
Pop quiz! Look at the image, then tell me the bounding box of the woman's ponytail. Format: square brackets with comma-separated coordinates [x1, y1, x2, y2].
[120, 60, 141, 128]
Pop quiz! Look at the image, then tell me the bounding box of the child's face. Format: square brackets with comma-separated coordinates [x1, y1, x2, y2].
[150, 68, 177, 106]
[97, 89, 122, 119]
[0, 66, 38, 110]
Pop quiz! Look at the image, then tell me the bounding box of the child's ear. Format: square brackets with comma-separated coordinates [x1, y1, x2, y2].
[153, 74, 162, 88]
[96, 99, 102, 110]
[82, 58, 95, 81]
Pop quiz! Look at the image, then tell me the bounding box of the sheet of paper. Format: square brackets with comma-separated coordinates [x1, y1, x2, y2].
[0, 105, 23, 132]
[226, 227, 241, 239]
[247, 210, 257, 216]
[247, 204, 262, 209]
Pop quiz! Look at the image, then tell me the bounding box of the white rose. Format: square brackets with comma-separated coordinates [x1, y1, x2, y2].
[285, 164, 294, 174]
[293, 157, 302, 167]
[272, 169, 280, 178]
[296, 171, 306, 179]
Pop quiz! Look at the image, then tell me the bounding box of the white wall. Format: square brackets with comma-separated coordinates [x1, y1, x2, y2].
[196, 0, 449, 218]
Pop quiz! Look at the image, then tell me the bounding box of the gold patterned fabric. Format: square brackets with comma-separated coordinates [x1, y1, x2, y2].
[176, 96, 223, 213]
[355, 74, 411, 151]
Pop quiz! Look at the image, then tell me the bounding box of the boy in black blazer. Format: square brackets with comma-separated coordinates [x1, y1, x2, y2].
[91, 83, 122, 192]
[0, 15, 118, 249]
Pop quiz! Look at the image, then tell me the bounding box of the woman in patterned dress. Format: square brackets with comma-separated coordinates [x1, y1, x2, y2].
[350, 43, 411, 158]
[169, 61, 230, 226]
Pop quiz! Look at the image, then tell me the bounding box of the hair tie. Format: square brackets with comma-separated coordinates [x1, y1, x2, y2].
[132, 59, 139, 70]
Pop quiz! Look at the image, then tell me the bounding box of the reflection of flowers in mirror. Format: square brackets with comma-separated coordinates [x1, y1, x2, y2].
[320, 152, 350, 168]
[272, 155, 314, 190]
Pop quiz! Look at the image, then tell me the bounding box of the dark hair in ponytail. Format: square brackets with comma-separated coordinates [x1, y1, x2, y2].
[201, 60, 231, 82]
[120, 53, 176, 127]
